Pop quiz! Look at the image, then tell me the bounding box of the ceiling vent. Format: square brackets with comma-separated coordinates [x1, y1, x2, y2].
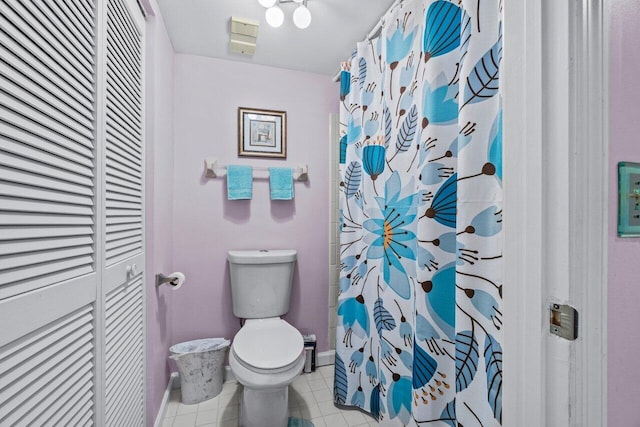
[230, 17, 259, 55]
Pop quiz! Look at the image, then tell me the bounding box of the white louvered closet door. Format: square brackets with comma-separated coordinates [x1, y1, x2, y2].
[101, 0, 145, 425]
[0, 0, 146, 425]
[0, 0, 99, 424]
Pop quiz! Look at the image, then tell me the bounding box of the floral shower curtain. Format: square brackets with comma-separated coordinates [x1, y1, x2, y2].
[335, 0, 503, 425]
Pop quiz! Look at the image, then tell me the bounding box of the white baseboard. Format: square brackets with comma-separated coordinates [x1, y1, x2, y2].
[153, 372, 178, 427]
[317, 350, 335, 367]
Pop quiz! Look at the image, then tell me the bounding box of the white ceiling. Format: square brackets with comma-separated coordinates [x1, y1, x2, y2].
[155, 0, 396, 76]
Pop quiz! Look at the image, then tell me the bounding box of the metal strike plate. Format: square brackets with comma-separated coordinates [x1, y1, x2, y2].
[549, 303, 578, 340]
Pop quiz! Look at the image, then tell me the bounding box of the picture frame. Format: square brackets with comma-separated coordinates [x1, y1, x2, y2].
[618, 161, 640, 237]
[238, 107, 287, 158]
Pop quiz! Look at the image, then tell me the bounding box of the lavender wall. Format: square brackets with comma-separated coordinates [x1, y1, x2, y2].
[609, 1, 640, 424]
[144, 2, 175, 424]
[170, 54, 338, 353]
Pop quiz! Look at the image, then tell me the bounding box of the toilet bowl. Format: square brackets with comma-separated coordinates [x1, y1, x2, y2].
[227, 249, 303, 427]
[229, 318, 305, 427]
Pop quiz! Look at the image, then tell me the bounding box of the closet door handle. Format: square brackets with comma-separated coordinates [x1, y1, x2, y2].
[126, 263, 139, 278]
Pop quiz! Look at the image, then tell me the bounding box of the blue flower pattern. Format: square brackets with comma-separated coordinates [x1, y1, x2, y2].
[337, 0, 503, 425]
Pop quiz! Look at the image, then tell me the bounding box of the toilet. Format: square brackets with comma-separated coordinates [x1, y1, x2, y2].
[227, 249, 305, 427]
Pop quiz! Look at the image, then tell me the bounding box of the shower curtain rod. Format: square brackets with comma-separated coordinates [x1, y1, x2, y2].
[332, 0, 404, 82]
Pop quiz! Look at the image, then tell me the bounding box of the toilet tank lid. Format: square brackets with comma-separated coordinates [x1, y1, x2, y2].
[227, 249, 297, 264]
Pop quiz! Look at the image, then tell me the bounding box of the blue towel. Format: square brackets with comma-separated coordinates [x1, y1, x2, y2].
[227, 165, 253, 200]
[269, 167, 294, 200]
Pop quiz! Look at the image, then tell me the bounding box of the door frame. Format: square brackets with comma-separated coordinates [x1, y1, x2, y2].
[502, 0, 608, 425]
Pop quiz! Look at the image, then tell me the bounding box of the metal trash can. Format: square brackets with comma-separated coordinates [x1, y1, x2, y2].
[169, 338, 230, 404]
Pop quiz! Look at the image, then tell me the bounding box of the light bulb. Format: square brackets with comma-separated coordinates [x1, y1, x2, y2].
[293, 4, 311, 29]
[265, 6, 284, 28]
[258, 0, 277, 8]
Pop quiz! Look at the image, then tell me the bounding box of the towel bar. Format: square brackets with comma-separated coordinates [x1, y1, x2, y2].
[204, 157, 308, 181]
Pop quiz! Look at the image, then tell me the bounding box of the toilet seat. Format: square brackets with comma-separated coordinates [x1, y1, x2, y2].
[232, 318, 303, 372]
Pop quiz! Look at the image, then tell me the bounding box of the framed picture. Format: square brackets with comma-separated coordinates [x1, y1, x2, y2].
[238, 107, 287, 158]
[618, 162, 640, 237]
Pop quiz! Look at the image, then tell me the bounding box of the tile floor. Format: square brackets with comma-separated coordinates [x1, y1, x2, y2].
[161, 365, 378, 427]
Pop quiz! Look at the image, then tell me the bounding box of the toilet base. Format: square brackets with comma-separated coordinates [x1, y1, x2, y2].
[240, 386, 288, 427]
[229, 332, 305, 427]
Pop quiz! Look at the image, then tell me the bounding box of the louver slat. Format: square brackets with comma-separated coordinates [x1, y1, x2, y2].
[105, 0, 143, 266]
[0, 42, 93, 112]
[0, 267, 93, 301]
[109, 0, 142, 67]
[0, 59, 93, 122]
[107, 103, 142, 144]
[1, 165, 91, 191]
[0, 254, 94, 286]
[0, 2, 94, 92]
[0, 1, 96, 300]
[0, 212, 93, 226]
[106, 324, 142, 386]
[104, 216, 142, 227]
[106, 144, 142, 176]
[0, 246, 93, 270]
[0, 226, 94, 240]
[106, 199, 141, 211]
[39, 2, 95, 60]
[0, 236, 93, 256]
[106, 121, 142, 160]
[66, 0, 96, 35]
[106, 182, 141, 198]
[105, 276, 144, 426]
[108, 353, 143, 425]
[0, 94, 93, 147]
[106, 221, 140, 234]
[107, 243, 142, 265]
[102, 3, 145, 424]
[0, 108, 93, 157]
[0, 320, 92, 385]
[0, 183, 93, 206]
[0, 137, 94, 177]
[106, 171, 141, 192]
[106, 80, 140, 124]
[108, 192, 141, 204]
[32, 375, 93, 426]
[108, 7, 142, 69]
[0, 14, 93, 98]
[10, 1, 94, 72]
[0, 69, 94, 133]
[60, 404, 94, 427]
[0, 197, 93, 215]
[1, 168, 94, 197]
[0, 120, 93, 164]
[0, 0, 95, 299]
[106, 36, 141, 94]
[0, 306, 94, 426]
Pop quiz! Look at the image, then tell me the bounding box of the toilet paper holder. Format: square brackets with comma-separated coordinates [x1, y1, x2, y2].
[156, 273, 181, 288]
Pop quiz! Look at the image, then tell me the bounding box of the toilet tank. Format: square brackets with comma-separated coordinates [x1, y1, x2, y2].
[227, 249, 297, 319]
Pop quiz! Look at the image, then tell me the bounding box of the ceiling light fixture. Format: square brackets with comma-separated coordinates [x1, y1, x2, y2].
[292, 3, 311, 29]
[260, 0, 312, 29]
[258, 0, 277, 7]
[265, 5, 284, 28]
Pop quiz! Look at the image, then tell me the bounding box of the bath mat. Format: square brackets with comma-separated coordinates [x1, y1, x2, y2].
[288, 417, 314, 427]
